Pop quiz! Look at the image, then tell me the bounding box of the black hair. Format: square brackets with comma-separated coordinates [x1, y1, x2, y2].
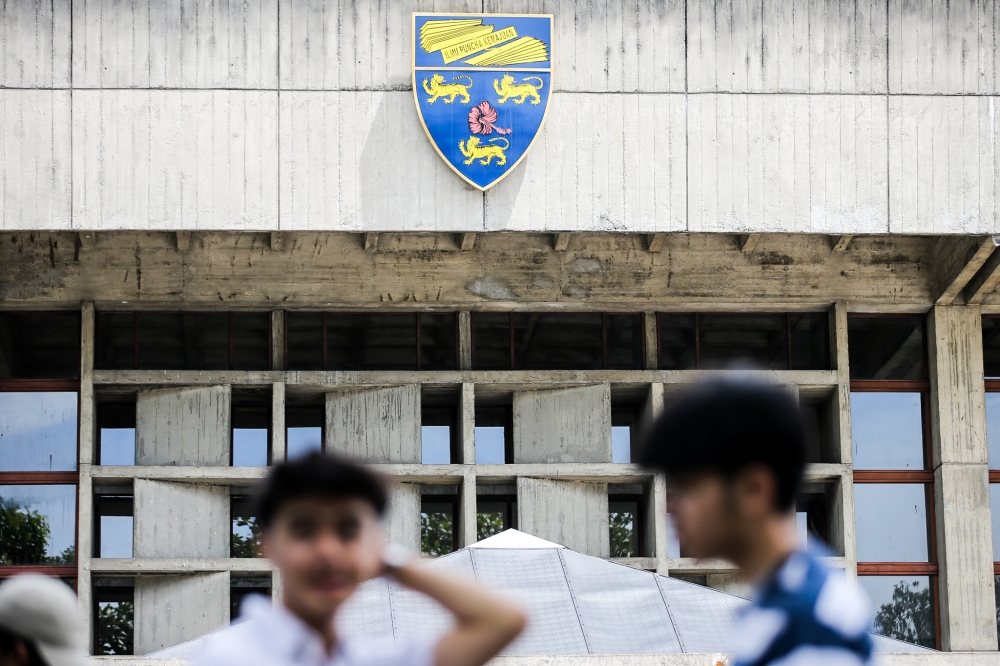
[639, 377, 808, 511]
[255, 452, 388, 528]
[0, 626, 47, 666]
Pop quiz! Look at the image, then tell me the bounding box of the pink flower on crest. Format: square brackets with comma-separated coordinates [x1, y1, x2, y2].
[468, 101, 511, 135]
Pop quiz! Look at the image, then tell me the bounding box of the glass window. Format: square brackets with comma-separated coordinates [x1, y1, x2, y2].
[513, 313, 603, 370]
[421, 496, 456, 556]
[987, 393, 1000, 469]
[848, 315, 926, 380]
[789, 313, 831, 370]
[96, 313, 136, 370]
[854, 484, 929, 562]
[850, 393, 925, 470]
[0, 485, 76, 565]
[472, 313, 512, 370]
[286, 312, 324, 371]
[860, 576, 936, 649]
[136, 313, 229, 370]
[286, 405, 323, 460]
[231, 576, 271, 621]
[699, 314, 788, 370]
[95, 495, 133, 559]
[609, 498, 640, 557]
[420, 314, 457, 370]
[232, 495, 261, 558]
[422, 407, 455, 464]
[231, 313, 271, 371]
[605, 314, 643, 370]
[477, 496, 516, 540]
[328, 313, 417, 371]
[0, 312, 80, 379]
[232, 390, 270, 467]
[0, 392, 77, 471]
[982, 316, 1000, 379]
[612, 427, 631, 463]
[97, 400, 135, 466]
[474, 407, 509, 464]
[94, 583, 134, 655]
[990, 485, 1000, 561]
[657, 314, 696, 370]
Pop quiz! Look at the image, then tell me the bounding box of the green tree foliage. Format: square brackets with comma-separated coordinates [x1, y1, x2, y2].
[231, 516, 262, 558]
[873, 580, 935, 649]
[421, 511, 454, 557]
[96, 601, 134, 655]
[477, 512, 505, 541]
[0, 497, 72, 564]
[609, 510, 636, 558]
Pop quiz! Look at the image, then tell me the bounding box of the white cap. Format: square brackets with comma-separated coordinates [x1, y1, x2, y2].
[0, 575, 89, 666]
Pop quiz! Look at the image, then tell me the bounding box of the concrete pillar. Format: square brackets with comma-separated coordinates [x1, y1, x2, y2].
[513, 384, 611, 463]
[384, 482, 421, 552]
[133, 480, 230, 558]
[458, 312, 472, 370]
[136, 386, 231, 466]
[517, 477, 609, 557]
[80, 303, 95, 466]
[459, 383, 475, 465]
[134, 572, 229, 655]
[77, 470, 93, 651]
[78, 303, 95, 649]
[271, 311, 285, 371]
[832, 302, 852, 465]
[653, 475, 669, 574]
[644, 312, 658, 370]
[459, 469, 477, 547]
[928, 305, 996, 651]
[325, 386, 421, 463]
[271, 382, 286, 464]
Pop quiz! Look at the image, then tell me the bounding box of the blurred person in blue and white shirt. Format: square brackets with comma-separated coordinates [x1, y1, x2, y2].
[640, 377, 875, 666]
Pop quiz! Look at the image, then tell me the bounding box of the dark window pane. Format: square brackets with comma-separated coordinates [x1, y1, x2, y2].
[95, 495, 133, 559]
[472, 313, 511, 370]
[609, 500, 639, 557]
[137, 313, 229, 370]
[861, 576, 936, 649]
[327, 314, 417, 371]
[232, 495, 262, 558]
[0, 392, 77, 471]
[420, 313, 457, 370]
[96, 313, 135, 370]
[795, 491, 829, 549]
[0, 484, 76, 565]
[232, 313, 270, 370]
[657, 314, 696, 370]
[983, 317, 1000, 379]
[286, 312, 324, 371]
[699, 314, 788, 370]
[231, 577, 271, 620]
[606, 314, 643, 370]
[421, 499, 455, 556]
[790, 312, 830, 370]
[97, 400, 136, 466]
[95, 585, 134, 655]
[848, 315, 926, 380]
[855, 484, 929, 562]
[0, 312, 80, 379]
[513, 313, 603, 370]
[477, 496, 516, 540]
[851, 392, 925, 470]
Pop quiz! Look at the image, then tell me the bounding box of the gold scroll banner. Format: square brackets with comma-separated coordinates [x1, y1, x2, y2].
[420, 19, 486, 52]
[442, 26, 518, 63]
[463, 36, 549, 66]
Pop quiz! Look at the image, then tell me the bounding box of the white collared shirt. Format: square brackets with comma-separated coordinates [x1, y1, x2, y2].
[192, 596, 438, 666]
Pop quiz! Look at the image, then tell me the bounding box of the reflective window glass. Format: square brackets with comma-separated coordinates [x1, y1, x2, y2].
[982, 316, 1000, 379]
[855, 484, 929, 562]
[0, 312, 80, 379]
[987, 393, 1000, 469]
[850, 393, 925, 470]
[612, 426, 631, 463]
[0, 392, 77, 471]
[232, 495, 261, 558]
[96, 496, 133, 559]
[512, 313, 603, 370]
[421, 497, 455, 556]
[609, 499, 639, 557]
[848, 316, 926, 380]
[420, 314, 457, 370]
[472, 313, 511, 370]
[860, 576, 935, 649]
[422, 426, 451, 464]
[94, 584, 133, 655]
[657, 314, 697, 370]
[286, 312, 324, 371]
[0, 484, 76, 565]
[137, 313, 229, 370]
[699, 314, 788, 370]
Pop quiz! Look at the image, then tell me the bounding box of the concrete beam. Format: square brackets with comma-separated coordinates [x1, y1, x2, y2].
[78, 231, 97, 250]
[270, 311, 285, 371]
[364, 232, 378, 252]
[458, 312, 472, 371]
[739, 234, 760, 252]
[271, 382, 286, 464]
[134, 480, 230, 558]
[517, 477, 609, 558]
[647, 234, 666, 253]
[932, 236, 995, 305]
[174, 232, 191, 252]
[136, 386, 231, 466]
[461, 233, 476, 251]
[513, 384, 612, 463]
[269, 231, 283, 251]
[325, 385, 421, 463]
[554, 233, 571, 252]
[831, 235, 853, 252]
[963, 247, 1000, 305]
[90, 558, 273, 574]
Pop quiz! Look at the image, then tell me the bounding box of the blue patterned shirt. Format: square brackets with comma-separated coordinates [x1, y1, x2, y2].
[730, 549, 876, 666]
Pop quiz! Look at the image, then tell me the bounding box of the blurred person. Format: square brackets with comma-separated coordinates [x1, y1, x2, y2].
[194, 452, 524, 666]
[640, 377, 875, 666]
[0, 575, 89, 666]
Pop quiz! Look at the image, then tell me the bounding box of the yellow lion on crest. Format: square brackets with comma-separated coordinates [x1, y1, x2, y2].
[494, 74, 544, 105]
[459, 136, 509, 166]
[422, 74, 473, 104]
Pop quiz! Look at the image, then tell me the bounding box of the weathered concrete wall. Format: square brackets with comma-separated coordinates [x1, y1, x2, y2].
[136, 386, 231, 466]
[1, 0, 999, 233]
[384, 481, 421, 552]
[133, 480, 229, 558]
[134, 572, 229, 655]
[517, 477, 609, 557]
[325, 386, 421, 463]
[513, 385, 611, 464]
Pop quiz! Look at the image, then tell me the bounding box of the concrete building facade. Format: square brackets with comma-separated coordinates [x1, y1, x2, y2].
[3, 0, 1000, 662]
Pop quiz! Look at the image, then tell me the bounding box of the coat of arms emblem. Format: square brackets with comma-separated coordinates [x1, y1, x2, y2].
[412, 13, 553, 191]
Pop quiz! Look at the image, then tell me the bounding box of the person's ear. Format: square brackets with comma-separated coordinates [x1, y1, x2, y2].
[734, 464, 778, 520]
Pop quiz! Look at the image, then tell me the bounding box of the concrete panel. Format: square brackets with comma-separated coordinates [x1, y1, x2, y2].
[72, 0, 278, 88]
[134, 572, 229, 655]
[889, 96, 1000, 235]
[325, 385, 421, 463]
[482, 0, 685, 92]
[688, 94, 889, 233]
[0, 91, 71, 230]
[485, 94, 685, 232]
[889, 0, 1000, 94]
[384, 481, 420, 552]
[278, 91, 483, 231]
[513, 384, 611, 464]
[934, 463, 997, 651]
[133, 479, 230, 558]
[688, 0, 888, 93]
[72, 90, 279, 230]
[0, 0, 70, 87]
[517, 477, 609, 557]
[929, 306, 988, 467]
[136, 386, 231, 466]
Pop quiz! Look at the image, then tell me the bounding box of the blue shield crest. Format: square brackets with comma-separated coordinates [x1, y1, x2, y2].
[412, 13, 553, 191]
